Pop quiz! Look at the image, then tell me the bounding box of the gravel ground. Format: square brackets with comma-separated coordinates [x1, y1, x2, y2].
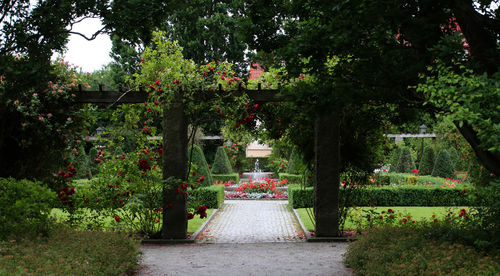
[138, 242, 354, 276]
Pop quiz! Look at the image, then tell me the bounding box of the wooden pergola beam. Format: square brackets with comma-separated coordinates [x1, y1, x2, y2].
[75, 84, 281, 104]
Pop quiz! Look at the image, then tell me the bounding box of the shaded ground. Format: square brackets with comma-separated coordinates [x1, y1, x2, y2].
[139, 242, 354, 276]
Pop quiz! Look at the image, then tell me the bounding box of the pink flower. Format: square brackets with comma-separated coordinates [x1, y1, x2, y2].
[67, 117, 72, 121]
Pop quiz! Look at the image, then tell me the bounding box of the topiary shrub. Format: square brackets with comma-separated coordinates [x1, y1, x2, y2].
[211, 146, 232, 174]
[389, 147, 402, 172]
[419, 146, 435, 175]
[287, 148, 306, 174]
[188, 144, 213, 187]
[448, 148, 459, 171]
[432, 150, 455, 178]
[395, 147, 416, 173]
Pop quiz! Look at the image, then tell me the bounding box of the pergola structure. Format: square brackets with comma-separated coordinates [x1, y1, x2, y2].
[76, 85, 340, 239]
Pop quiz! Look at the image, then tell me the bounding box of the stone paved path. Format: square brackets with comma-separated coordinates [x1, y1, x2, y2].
[138, 200, 354, 275]
[195, 200, 306, 243]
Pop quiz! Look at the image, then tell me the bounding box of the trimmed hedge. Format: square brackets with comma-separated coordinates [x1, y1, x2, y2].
[189, 185, 225, 209]
[395, 147, 416, 173]
[287, 148, 305, 174]
[432, 149, 454, 178]
[419, 146, 435, 175]
[288, 185, 314, 209]
[212, 173, 240, 183]
[188, 145, 213, 187]
[288, 185, 472, 208]
[279, 173, 303, 184]
[211, 146, 233, 174]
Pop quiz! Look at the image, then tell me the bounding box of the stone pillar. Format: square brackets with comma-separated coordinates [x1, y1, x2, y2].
[161, 99, 188, 239]
[314, 113, 340, 237]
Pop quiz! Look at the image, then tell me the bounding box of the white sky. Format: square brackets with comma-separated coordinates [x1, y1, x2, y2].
[56, 18, 112, 73]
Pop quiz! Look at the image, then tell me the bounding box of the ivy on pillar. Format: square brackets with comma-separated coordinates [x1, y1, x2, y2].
[314, 113, 340, 237]
[161, 97, 188, 239]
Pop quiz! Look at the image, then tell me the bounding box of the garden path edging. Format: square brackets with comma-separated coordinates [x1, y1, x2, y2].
[292, 208, 312, 240]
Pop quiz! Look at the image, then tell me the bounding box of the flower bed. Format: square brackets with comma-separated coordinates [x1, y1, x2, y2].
[225, 191, 288, 200]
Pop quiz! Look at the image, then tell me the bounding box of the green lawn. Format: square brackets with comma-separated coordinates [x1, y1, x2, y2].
[295, 206, 471, 231]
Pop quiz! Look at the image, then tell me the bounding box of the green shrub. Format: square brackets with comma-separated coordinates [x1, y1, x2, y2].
[211, 146, 233, 174]
[0, 178, 56, 240]
[419, 146, 435, 175]
[189, 185, 225, 209]
[432, 149, 454, 178]
[395, 147, 416, 173]
[371, 174, 390, 185]
[288, 184, 314, 208]
[212, 173, 239, 183]
[345, 225, 500, 276]
[288, 184, 471, 208]
[287, 148, 306, 174]
[279, 173, 303, 184]
[448, 148, 459, 171]
[387, 173, 419, 186]
[389, 147, 402, 172]
[188, 144, 213, 187]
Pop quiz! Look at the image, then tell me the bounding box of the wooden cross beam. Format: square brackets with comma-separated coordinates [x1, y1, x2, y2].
[75, 84, 281, 104]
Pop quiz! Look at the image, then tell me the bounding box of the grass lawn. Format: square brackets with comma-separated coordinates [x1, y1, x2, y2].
[50, 208, 213, 234]
[0, 226, 140, 275]
[295, 206, 471, 232]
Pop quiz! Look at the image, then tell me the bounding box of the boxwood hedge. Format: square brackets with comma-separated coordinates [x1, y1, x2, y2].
[288, 184, 472, 208]
[189, 185, 225, 209]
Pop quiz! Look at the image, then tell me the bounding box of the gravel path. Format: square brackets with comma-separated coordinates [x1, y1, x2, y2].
[139, 242, 354, 275]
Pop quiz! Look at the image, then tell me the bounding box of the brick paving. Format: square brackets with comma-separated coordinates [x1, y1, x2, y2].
[195, 200, 306, 243]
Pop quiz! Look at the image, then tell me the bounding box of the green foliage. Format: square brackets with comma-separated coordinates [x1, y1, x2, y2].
[211, 146, 233, 174]
[395, 147, 416, 173]
[389, 147, 402, 172]
[279, 173, 303, 184]
[419, 63, 500, 156]
[287, 147, 306, 174]
[212, 173, 239, 183]
[288, 185, 471, 208]
[448, 147, 459, 171]
[469, 177, 500, 250]
[287, 185, 314, 209]
[188, 145, 214, 187]
[0, 178, 56, 240]
[371, 174, 390, 186]
[189, 185, 225, 209]
[0, 226, 140, 275]
[345, 226, 500, 276]
[419, 146, 436, 175]
[432, 150, 455, 178]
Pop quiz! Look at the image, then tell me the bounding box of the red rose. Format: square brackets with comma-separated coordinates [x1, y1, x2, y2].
[114, 216, 121, 222]
[187, 213, 194, 220]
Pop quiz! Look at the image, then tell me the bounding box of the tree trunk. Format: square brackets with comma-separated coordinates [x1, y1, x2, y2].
[455, 121, 500, 176]
[314, 113, 341, 237]
[161, 98, 188, 239]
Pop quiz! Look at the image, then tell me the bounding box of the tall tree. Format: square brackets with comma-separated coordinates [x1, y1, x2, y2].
[242, 0, 499, 175]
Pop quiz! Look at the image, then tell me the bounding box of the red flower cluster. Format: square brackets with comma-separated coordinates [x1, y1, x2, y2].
[138, 158, 151, 171]
[458, 208, 469, 219]
[58, 186, 75, 202]
[57, 165, 77, 179]
[114, 216, 121, 222]
[196, 205, 207, 219]
[187, 213, 195, 220]
[93, 150, 106, 164]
